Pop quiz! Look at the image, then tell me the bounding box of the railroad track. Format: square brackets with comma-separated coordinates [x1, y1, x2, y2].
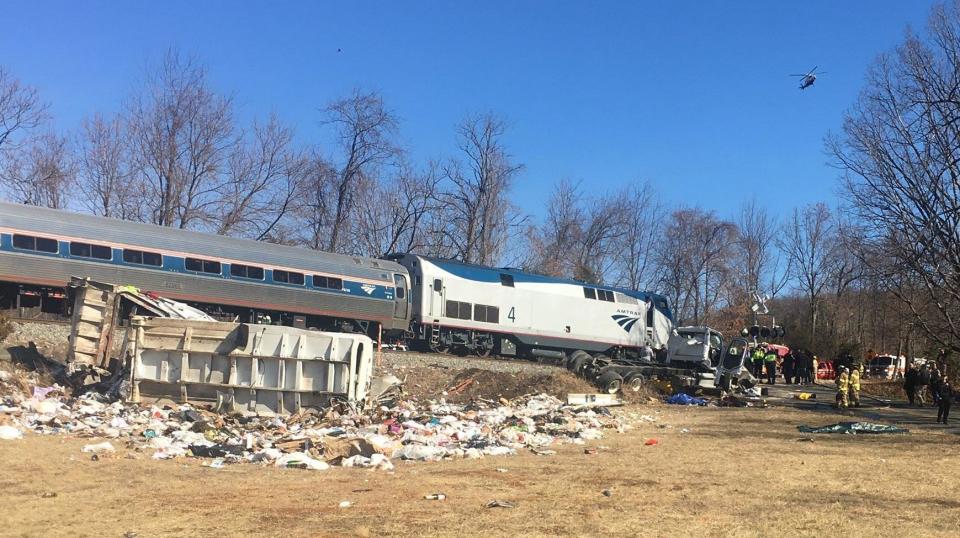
[2, 315, 71, 326]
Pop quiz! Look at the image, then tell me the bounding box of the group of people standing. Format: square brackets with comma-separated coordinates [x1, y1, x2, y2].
[834, 366, 861, 408]
[749, 343, 814, 385]
[903, 362, 954, 424]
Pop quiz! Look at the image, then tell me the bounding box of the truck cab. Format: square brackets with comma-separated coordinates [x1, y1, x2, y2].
[664, 326, 724, 371]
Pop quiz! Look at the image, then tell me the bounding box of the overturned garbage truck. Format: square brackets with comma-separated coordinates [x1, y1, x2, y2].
[65, 278, 374, 415]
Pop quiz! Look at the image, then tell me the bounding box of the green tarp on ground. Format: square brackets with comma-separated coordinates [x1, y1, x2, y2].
[797, 422, 909, 434]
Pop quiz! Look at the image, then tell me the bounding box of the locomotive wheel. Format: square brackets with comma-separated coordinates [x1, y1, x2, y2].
[475, 345, 492, 357]
[430, 341, 449, 354]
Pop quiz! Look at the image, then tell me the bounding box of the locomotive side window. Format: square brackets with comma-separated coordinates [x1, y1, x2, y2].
[433, 279, 442, 291]
[185, 257, 221, 274]
[474, 304, 500, 323]
[123, 248, 162, 266]
[70, 242, 112, 260]
[12, 234, 59, 253]
[500, 274, 514, 287]
[598, 290, 615, 302]
[445, 300, 472, 320]
[274, 269, 305, 285]
[583, 287, 596, 300]
[230, 263, 264, 280]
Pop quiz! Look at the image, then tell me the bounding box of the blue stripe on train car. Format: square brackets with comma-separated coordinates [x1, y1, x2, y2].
[428, 257, 673, 322]
[0, 233, 395, 302]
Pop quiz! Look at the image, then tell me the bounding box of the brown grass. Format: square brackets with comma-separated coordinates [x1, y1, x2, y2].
[1, 405, 958, 537]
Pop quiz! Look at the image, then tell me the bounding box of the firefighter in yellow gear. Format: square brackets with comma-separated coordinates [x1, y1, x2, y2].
[836, 367, 850, 408]
[848, 367, 861, 408]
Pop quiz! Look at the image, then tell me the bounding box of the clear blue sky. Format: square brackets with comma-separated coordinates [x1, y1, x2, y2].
[0, 1, 935, 220]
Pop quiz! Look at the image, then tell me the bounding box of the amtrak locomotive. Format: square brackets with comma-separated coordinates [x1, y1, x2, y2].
[387, 254, 674, 361]
[0, 203, 674, 361]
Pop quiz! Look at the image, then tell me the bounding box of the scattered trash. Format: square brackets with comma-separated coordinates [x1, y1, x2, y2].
[665, 393, 707, 406]
[424, 493, 447, 501]
[275, 452, 330, 470]
[82, 441, 116, 454]
[495, 468, 508, 473]
[39, 491, 57, 498]
[794, 393, 817, 400]
[602, 489, 613, 497]
[567, 393, 622, 406]
[0, 374, 638, 471]
[796, 437, 815, 442]
[797, 422, 909, 435]
[679, 428, 690, 434]
[486, 500, 516, 509]
[0, 425, 23, 440]
[644, 438, 659, 446]
[338, 501, 353, 509]
[584, 447, 598, 455]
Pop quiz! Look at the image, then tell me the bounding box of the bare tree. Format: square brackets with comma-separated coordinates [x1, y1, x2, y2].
[781, 203, 835, 344]
[655, 208, 736, 324]
[215, 116, 304, 240]
[614, 182, 662, 290]
[127, 50, 236, 228]
[525, 179, 585, 276]
[76, 113, 144, 220]
[352, 161, 442, 257]
[0, 131, 74, 208]
[321, 90, 399, 253]
[0, 66, 48, 152]
[829, 1, 960, 352]
[440, 113, 525, 265]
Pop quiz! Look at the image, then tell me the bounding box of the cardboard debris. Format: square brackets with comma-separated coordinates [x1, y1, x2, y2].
[566, 393, 623, 406]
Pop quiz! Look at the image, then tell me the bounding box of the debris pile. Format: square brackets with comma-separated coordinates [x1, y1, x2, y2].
[0, 386, 639, 470]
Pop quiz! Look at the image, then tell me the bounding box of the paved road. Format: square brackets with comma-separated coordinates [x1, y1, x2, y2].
[764, 381, 960, 435]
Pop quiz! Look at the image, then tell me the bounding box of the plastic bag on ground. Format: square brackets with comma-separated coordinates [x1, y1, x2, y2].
[0, 425, 23, 440]
[276, 452, 330, 470]
[82, 441, 116, 453]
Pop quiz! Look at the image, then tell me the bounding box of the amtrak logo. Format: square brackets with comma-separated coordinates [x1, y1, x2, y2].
[612, 314, 641, 333]
[360, 284, 376, 295]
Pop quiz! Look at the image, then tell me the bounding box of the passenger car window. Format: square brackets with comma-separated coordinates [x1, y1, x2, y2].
[123, 249, 162, 266]
[70, 242, 112, 260]
[13, 234, 58, 253]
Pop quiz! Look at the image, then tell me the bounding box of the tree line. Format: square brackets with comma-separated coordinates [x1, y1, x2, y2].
[4, 2, 960, 364]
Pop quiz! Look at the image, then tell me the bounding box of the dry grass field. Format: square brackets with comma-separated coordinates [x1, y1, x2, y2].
[2, 404, 958, 537]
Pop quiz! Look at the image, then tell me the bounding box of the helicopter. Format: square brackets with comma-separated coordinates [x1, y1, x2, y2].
[790, 66, 824, 90]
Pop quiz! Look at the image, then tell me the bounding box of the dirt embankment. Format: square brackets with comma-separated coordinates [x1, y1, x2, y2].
[377, 351, 598, 402]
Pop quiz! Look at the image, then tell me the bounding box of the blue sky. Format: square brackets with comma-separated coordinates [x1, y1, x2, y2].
[0, 1, 935, 220]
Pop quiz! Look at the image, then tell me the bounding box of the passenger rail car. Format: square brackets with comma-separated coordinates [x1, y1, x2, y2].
[388, 254, 674, 361]
[0, 203, 410, 333]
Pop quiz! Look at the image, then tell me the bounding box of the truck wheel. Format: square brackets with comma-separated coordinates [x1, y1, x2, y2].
[568, 350, 590, 370]
[623, 372, 646, 392]
[596, 371, 623, 394]
[572, 356, 592, 377]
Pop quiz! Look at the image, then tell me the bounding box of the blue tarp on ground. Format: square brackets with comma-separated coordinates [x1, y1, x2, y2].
[666, 393, 707, 406]
[797, 422, 909, 434]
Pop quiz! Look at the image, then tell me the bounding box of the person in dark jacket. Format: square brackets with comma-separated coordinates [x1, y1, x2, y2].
[904, 365, 918, 406]
[937, 376, 953, 425]
[782, 351, 795, 385]
[930, 365, 942, 407]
